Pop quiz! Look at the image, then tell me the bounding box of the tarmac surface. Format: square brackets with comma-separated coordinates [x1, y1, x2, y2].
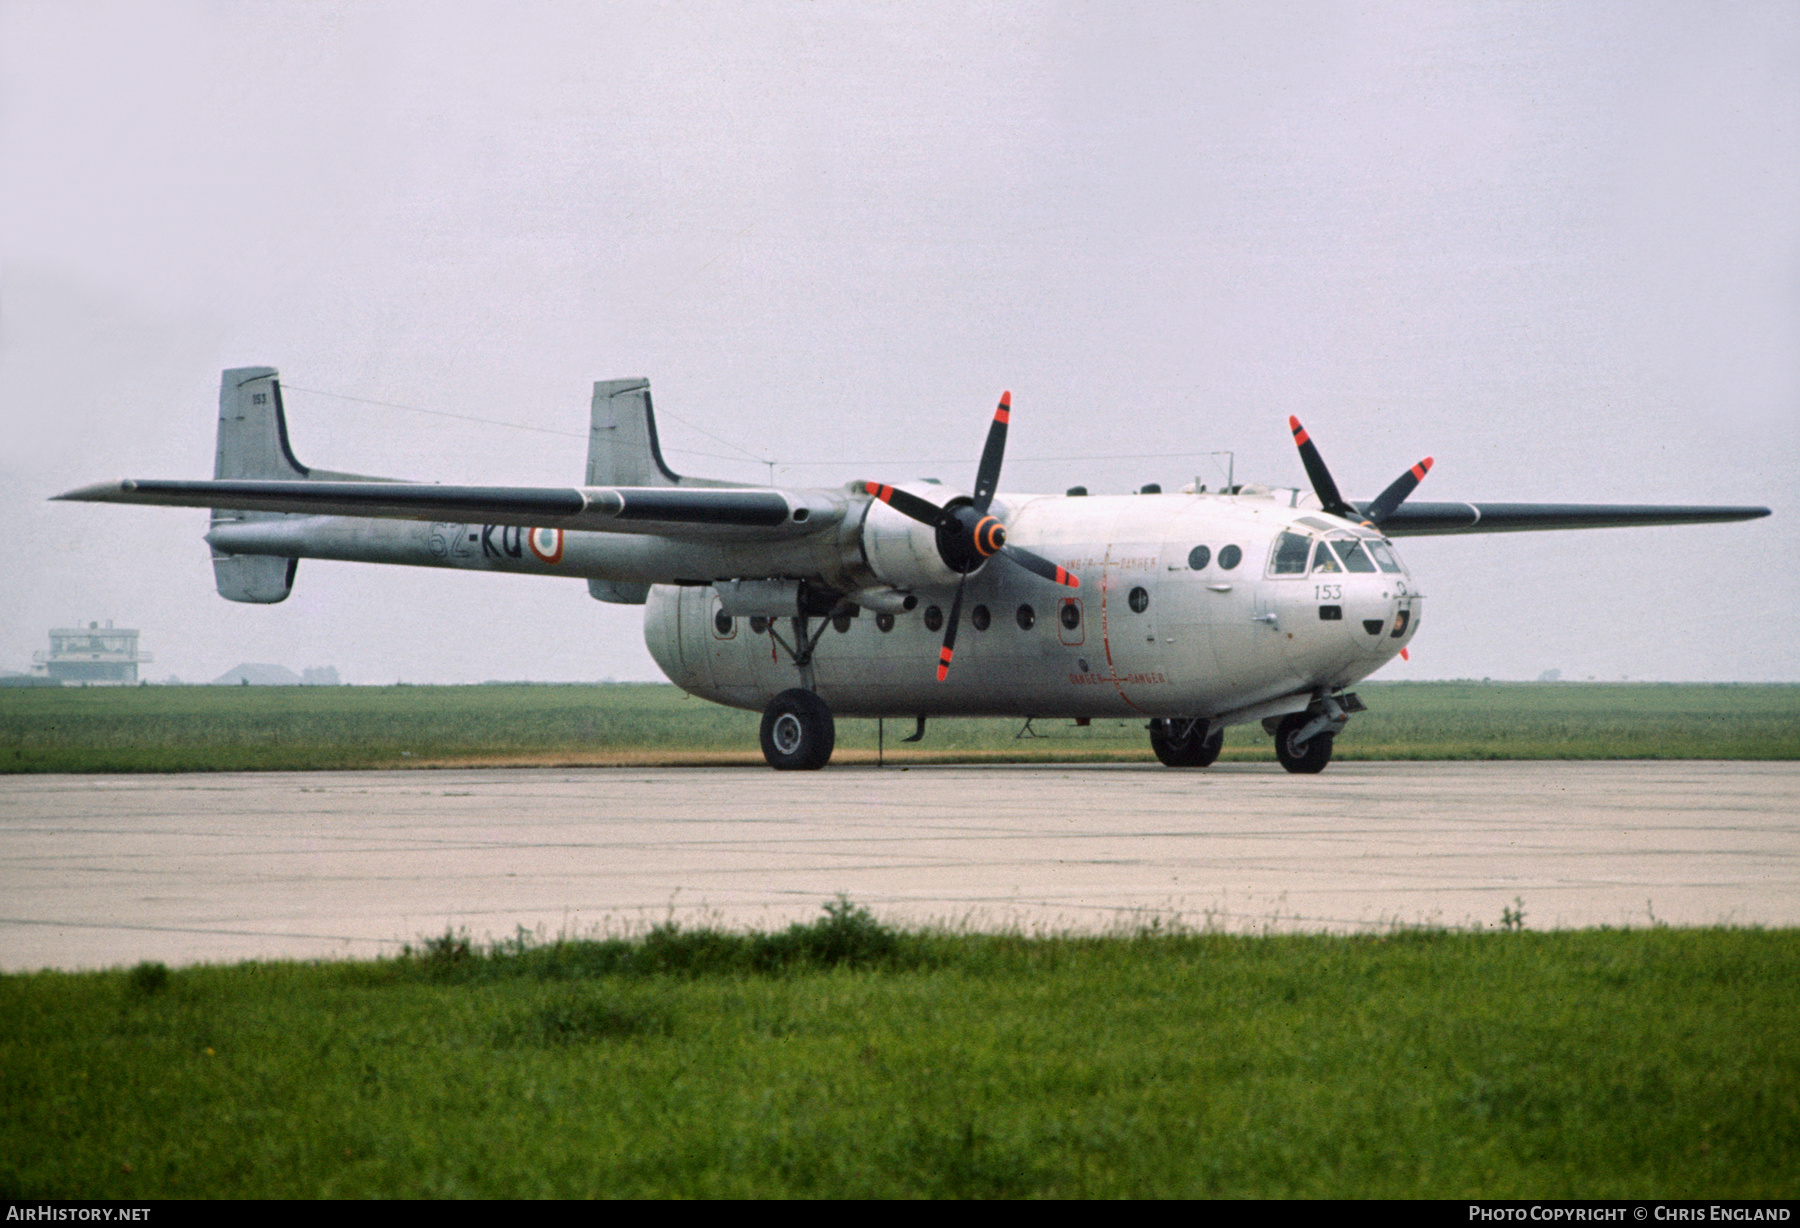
[2, 760, 1796, 970]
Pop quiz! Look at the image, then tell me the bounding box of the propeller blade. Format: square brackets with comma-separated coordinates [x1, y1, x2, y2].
[859, 481, 947, 528]
[1363, 457, 1434, 526]
[1287, 416, 1356, 520]
[972, 391, 1010, 514]
[937, 574, 969, 681]
[1000, 543, 1080, 588]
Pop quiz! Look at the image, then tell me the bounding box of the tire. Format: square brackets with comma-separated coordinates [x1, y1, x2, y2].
[1149, 719, 1223, 768]
[759, 688, 836, 770]
[1274, 712, 1333, 774]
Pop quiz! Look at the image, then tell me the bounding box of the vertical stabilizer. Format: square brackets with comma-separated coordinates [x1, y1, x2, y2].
[211, 367, 302, 602]
[588, 379, 680, 488]
[586, 379, 722, 605]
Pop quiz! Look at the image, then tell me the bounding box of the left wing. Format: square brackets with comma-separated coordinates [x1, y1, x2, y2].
[54, 479, 844, 541]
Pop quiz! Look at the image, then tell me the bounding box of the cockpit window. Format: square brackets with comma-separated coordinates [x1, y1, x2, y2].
[1332, 539, 1378, 573]
[1368, 540, 1404, 574]
[1297, 516, 1339, 533]
[1311, 542, 1342, 574]
[1270, 531, 1311, 575]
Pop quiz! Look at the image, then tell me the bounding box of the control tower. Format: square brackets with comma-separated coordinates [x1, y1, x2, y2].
[32, 621, 154, 685]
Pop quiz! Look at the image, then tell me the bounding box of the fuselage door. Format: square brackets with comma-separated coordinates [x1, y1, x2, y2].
[1101, 540, 1166, 705]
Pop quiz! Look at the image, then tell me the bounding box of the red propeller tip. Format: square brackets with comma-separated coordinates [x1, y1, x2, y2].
[999, 391, 1011, 406]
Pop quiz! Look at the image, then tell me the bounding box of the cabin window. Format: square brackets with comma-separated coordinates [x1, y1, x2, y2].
[972, 604, 991, 631]
[1319, 605, 1342, 620]
[1060, 601, 1082, 631]
[924, 605, 944, 632]
[1016, 604, 1036, 630]
[1311, 542, 1342, 574]
[1390, 609, 1411, 638]
[1128, 586, 1149, 613]
[1218, 544, 1242, 570]
[1270, 531, 1311, 575]
[750, 616, 769, 634]
[876, 612, 895, 633]
[1187, 545, 1211, 570]
[713, 609, 735, 636]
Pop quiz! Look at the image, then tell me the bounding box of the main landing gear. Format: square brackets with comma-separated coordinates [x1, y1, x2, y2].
[1148, 718, 1224, 768]
[760, 688, 836, 770]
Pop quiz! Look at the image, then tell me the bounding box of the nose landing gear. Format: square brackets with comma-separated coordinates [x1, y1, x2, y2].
[1273, 711, 1334, 773]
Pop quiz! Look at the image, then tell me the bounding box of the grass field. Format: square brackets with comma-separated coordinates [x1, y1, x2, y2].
[2, 907, 1793, 1199]
[1, 681, 1795, 772]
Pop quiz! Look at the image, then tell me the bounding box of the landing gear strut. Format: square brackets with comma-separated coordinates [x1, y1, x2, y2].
[760, 688, 836, 770]
[1149, 718, 1224, 768]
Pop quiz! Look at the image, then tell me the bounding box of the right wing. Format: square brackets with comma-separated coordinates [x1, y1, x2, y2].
[1363, 501, 1770, 536]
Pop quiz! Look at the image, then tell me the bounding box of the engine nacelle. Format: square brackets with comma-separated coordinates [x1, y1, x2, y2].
[859, 483, 973, 592]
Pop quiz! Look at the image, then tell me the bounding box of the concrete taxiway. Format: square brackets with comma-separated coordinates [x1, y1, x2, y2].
[2, 760, 1796, 970]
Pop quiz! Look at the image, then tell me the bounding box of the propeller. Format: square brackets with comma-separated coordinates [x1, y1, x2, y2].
[859, 392, 1079, 680]
[1287, 416, 1433, 529]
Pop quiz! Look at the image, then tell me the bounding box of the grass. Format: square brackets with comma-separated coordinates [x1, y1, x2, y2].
[0, 681, 1795, 772]
[2, 905, 1794, 1198]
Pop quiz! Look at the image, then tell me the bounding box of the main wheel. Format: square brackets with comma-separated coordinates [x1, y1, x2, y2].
[760, 688, 836, 770]
[1149, 718, 1224, 768]
[1274, 712, 1333, 774]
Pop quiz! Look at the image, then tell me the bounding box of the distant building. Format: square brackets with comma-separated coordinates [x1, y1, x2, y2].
[32, 621, 153, 685]
[212, 663, 303, 686]
[301, 666, 341, 686]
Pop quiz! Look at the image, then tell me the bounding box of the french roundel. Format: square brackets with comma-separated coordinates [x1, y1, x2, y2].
[528, 527, 564, 564]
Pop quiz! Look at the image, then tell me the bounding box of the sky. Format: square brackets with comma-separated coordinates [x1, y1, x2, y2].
[2, 0, 1795, 686]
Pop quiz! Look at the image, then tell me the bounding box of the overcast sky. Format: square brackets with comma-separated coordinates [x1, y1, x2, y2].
[2, 1, 1795, 686]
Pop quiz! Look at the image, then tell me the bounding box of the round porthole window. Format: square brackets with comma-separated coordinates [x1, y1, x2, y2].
[971, 604, 991, 631]
[924, 605, 944, 632]
[1218, 544, 1242, 570]
[713, 609, 734, 635]
[1187, 545, 1211, 570]
[876, 612, 895, 633]
[1016, 604, 1036, 630]
[1129, 586, 1149, 613]
[1060, 602, 1081, 631]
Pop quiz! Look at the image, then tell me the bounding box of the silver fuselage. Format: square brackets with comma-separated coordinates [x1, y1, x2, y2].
[206, 487, 1419, 722]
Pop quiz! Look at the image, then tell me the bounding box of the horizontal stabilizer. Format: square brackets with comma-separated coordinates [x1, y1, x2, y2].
[1364, 501, 1770, 535]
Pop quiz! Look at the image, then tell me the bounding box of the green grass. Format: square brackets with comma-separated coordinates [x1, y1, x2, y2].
[2, 907, 1795, 1198]
[0, 681, 1794, 772]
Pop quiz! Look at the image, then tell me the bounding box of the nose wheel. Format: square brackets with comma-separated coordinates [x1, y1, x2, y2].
[1274, 711, 1334, 774]
[760, 688, 836, 770]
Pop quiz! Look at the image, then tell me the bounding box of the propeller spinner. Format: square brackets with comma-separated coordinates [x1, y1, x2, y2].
[1288, 415, 1433, 529]
[860, 392, 1078, 680]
